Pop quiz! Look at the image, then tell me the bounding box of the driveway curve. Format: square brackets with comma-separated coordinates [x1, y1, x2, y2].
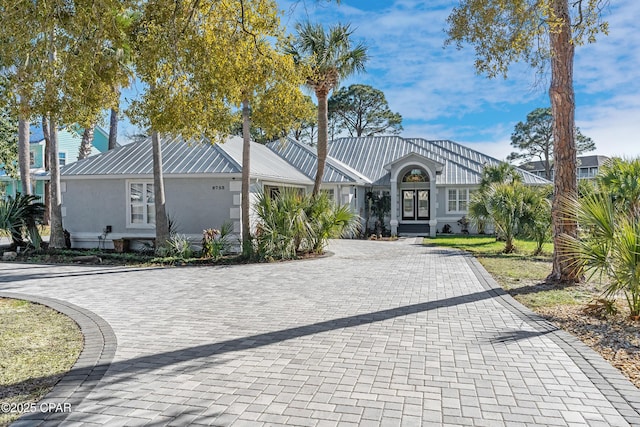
[2, 238, 640, 426]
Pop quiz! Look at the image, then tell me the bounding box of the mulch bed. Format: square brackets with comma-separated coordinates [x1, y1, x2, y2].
[538, 305, 640, 388]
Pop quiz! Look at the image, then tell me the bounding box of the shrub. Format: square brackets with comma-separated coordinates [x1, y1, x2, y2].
[520, 185, 552, 255]
[560, 191, 640, 318]
[307, 192, 360, 253]
[162, 234, 193, 259]
[202, 222, 233, 260]
[253, 189, 359, 260]
[0, 193, 45, 250]
[254, 188, 310, 260]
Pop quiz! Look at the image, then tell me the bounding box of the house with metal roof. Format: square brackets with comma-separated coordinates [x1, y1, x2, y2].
[60, 135, 314, 249]
[60, 133, 549, 249]
[0, 124, 108, 201]
[269, 136, 549, 237]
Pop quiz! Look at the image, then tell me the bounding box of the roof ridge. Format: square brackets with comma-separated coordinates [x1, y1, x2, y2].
[206, 135, 243, 171]
[408, 138, 499, 168]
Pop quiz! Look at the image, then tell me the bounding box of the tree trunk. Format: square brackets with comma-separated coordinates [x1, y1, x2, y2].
[18, 117, 31, 195]
[313, 89, 329, 196]
[46, 115, 66, 248]
[241, 98, 252, 256]
[151, 131, 169, 248]
[108, 88, 119, 150]
[548, 0, 580, 283]
[77, 123, 95, 160]
[42, 117, 51, 225]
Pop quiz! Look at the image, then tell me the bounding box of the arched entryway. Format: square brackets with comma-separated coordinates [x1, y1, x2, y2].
[400, 168, 430, 221]
[387, 153, 442, 237]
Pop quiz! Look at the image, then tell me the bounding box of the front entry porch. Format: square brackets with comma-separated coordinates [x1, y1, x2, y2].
[387, 155, 443, 238]
[397, 223, 430, 236]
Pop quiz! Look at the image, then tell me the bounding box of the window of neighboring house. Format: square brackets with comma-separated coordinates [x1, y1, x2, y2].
[29, 152, 35, 166]
[58, 152, 66, 167]
[128, 182, 155, 227]
[447, 188, 469, 213]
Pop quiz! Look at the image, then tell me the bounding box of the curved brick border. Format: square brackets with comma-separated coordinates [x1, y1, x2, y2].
[463, 254, 640, 426]
[0, 292, 116, 426]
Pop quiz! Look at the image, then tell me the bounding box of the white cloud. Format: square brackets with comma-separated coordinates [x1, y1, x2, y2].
[117, 0, 640, 160]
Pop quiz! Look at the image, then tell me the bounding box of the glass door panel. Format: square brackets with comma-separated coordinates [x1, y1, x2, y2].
[417, 190, 429, 220]
[402, 190, 415, 220]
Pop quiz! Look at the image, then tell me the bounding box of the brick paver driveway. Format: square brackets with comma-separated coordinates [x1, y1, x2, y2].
[2, 238, 640, 426]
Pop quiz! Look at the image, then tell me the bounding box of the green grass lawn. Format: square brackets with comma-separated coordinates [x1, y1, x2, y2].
[424, 235, 597, 309]
[424, 234, 553, 257]
[0, 298, 83, 426]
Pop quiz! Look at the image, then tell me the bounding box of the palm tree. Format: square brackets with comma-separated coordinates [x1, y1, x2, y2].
[483, 182, 528, 253]
[479, 162, 521, 189]
[560, 191, 640, 317]
[287, 22, 368, 195]
[469, 163, 522, 235]
[597, 157, 640, 219]
[520, 185, 552, 255]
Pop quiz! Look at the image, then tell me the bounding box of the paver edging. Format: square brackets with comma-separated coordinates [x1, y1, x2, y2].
[462, 253, 640, 426]
[0, 292, 116, 426]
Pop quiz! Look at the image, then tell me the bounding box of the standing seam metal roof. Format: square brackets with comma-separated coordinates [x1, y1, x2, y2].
[62, 135, 241, 176]
[62, 135, 312, 184]
[61, 133, 550, 186]
[266, 138, 364, 183]
[329, 136, 550, 186]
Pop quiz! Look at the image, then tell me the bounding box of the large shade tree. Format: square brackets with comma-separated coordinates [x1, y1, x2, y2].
[446, 0, 608, 283]
[328, 84, 402, 137]
[0, 0, 132, 248]
[508, 107, 595, 180]
[129, 0, 308, 250]
[289, 95, 318, 144]
[287, 22, 368, 195]
[0, 105, 18, 180]
[0, 48, 33, 194]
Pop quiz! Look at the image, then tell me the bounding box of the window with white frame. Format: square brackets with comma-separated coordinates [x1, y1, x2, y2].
[58, 152, 67, 166]
[128, 182, 155, 226]
[447, 188, 469, 213]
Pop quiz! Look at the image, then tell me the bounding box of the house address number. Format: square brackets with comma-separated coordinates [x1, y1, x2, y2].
[212, 185, 226, 190]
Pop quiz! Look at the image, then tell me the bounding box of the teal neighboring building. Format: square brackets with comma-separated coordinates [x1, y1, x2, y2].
[0, 125, 109, 200]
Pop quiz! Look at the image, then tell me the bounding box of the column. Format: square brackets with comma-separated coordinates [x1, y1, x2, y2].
[390, 178, 398, 236]
[428, 179, 437, 237]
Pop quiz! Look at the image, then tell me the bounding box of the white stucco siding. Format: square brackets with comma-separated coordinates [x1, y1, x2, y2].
[165, 177, 236, 235]
[435, 185, 480, 234]
[62, 176, 237, 249]
[62, 179, 128, 240]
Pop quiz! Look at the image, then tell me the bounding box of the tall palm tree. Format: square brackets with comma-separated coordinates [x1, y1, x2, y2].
[479, 162, 521, 189]
[287, 22, 368, 195]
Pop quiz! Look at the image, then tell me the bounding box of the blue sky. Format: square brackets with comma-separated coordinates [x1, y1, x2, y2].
[120, 0, 640, 161]
[279, 0, 640, 160]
